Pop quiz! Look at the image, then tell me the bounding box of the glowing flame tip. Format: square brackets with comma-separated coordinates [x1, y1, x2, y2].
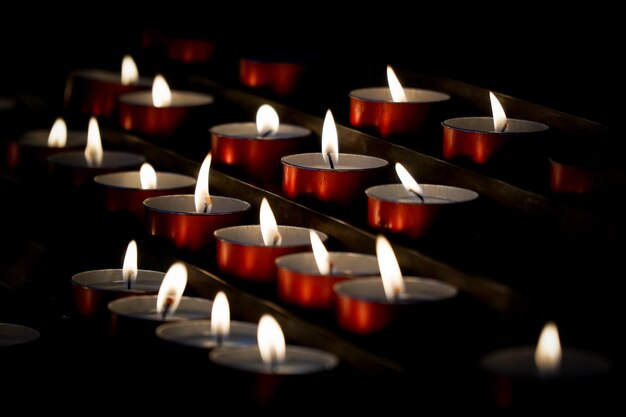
[310, 230, 331, 275]
[211, 291, 230, 338]
[152, 74, 172, 108]
[489, 91, 508, 132]
[122, 240, 138, 287]
[84, 117, 103, 167]
[256, 104, 280, 136]
[376, 235, 405, 301]
[387, 65, 407, 103]
[260, 198, 282, 246]
[194, 153, 212, 213]
[47, 118, 67, 148]
[395, 163, 424, 197]
[321, 110, 339, 166]
[156, 262, 187, 317]
[258, 314, 286, 369]
[534, 321, 562, 375]
[140, 163, 157, 190]
[121, 55, 139, 86]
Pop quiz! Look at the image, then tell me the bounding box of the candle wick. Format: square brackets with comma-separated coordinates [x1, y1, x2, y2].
[127, 278, 131, 291]
[216, 332, 223, 347]
[329, 262, 336, 275]
[259, 130, 272, 138]
[327, 153, 335, 170]
[162, 298, 173, 321]
[273, 235, 281, 246]
[409, 190, 425, 203]
[203, 202, 209, 214]
[269, 348, 278, 374]
[501, 122, 509, 133]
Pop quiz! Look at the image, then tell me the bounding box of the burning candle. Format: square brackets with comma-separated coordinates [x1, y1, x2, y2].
[239, 57, 305, 96]
[214, 198, 327, 283]
[442, 92, 549, 164]
[276, 230, 380, 309]
[350, 66, 450, 138]
[366, 163, 478, 239]
[144, 152, 251, 252]
[334, 235, 457, 334]
[167, 37, 216, 64]
[71, 240, 166, 318]
[47, 117, 145, 187]
[119, 74, 214, 137]
[211, 104, 311, 183]
[282, 110, 388, 206]
[94, 162, 196, 218]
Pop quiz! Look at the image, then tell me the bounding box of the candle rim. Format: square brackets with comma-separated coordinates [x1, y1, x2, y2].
[366, 184, 479, 205]
[282, 153, 388, 172]
[0, 323, 40, 347]
[210, 122, 310, 140]
[215, 225, 327, 248]
[144, 194, 251, 216]
[442, 116, 549, 134]
[334, 277, 457, 305]
[94, 171, 196, 190]
[17, 130, 87, 147]
[70, 69, 152, 87]
[156, 319, 258, 348]
[119, 90, 214, 107]
[108, 295, 213, 321]
[350, 87, 450, 104]
[276, 251, 379, 276]
[47, 150, 145, 169]
[71, 269, 165, 292]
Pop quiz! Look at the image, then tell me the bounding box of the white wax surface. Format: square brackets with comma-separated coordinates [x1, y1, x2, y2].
[210, 345, 339, 375]
[71, 69, 151, 87]
[48, 151, 145, 169]
[214, 225, 327, 247]
[366, 184, 478, 205]
[17, 130, 87, 148]
[144, 195, 251, 215]
[210, 122, 310, 140]
[71, 269, 165, 292]
[442, 117, 549, 134]
[281, 153, 388, 171]
[108, 295, 212, 322]
[334, 277, 457, 304]
[119, 91, 214, 107]
[0, 323, 40, 347]
[156, 320, 258, 349]
[276, 252, 379, 276]
[94, 171, 196, 190]
[350, 87, 450, 103]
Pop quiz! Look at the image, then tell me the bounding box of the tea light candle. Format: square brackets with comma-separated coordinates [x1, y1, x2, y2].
[119, 74, 214, 137]
[167, 38, 216, 64]
[0, 323, 40, 347]
[442, 92, 549, 164]
[239, 57, 305, 96]
[94, 162, 196, 218]
[71, 240, 166, 318]
[282, 110, 388, 206]
[211, 104, 311, 183]
[276, 230, 380, 309]
[64, 55, 150, 118]
[350, 66, 450, 137]
[365, 163, 478, 239]
[334, 235, 457, 334]
[215, 198, 327, 283]
[144, 153, 251, 252]
[47, 117, 145, 187]
[549, 153, 607, 195]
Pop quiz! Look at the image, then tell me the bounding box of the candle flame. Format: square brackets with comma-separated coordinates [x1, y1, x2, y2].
[376, 235, 405, 301]
[47, 118, 67, 148]
[310, 229, 331, 275]
[84, 117, 103, 167]
[260, 198, 282, 246]
[152, 74, 172, 108]
[211, 291, 230, 338]
[534, 321, 562, 375]
[395, 163, 425, 197]
[489, 91, 508, 132]
[321, 109, 339, 166]
[194, 153, 212, 213]
[122, 240, 138, 288]
[139, 162, 157, 190]
[156, 262, 187, 318]
[256, 104, 280, 137]
[121, 55, 139, 86]
[387, 65, 407, 103]
[258, 314, 286, 369]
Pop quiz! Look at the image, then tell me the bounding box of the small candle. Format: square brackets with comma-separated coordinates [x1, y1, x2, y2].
[211, 104, 311, 183]
[71, 240, 166, 318]
[442, 92, 549, 164]
[214, 198, 327, 283]
[119, 74, 214, 137]
[334, 235, 457, 334]
[365, 163, 478, 239]
[144, 152, 251, 252]
[239, 57, 305, 96]
[282, 110, 388, 206]
[94, 162, 196, 218]
[167, 38, 216, 64]
[47, 117, 145, 187]
[276, 230, 380, 309]
[349, 66, 450, 137]
[64, 55, 151, 118]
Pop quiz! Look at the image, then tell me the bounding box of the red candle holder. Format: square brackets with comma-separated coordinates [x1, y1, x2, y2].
[549, 157, 602, 195]
[94, 171, 196, 218]
[442, 117, 549, 164]
[118, 90, 213, 137]
[211, 122, 310, 183]
[334, 277, 457, 334]
[214, 226, 327, 284]
[144, 195, 251, 252]
[6, 129, 86, 170]
[282, 153, 388, 206]
[239, 58, 305, 96]
[167, 38, 216, 64]
[64, 70, 150, 118]
[365, 184, 478, 239]
[276, 252, 379, 309]
[349, 88, 449, 137]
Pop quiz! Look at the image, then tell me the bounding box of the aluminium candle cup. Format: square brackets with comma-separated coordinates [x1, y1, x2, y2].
[64, 69, 151, 118]
[334, 277, 458, 335]
[276, 252, 379, 309]
[549, 157, 598, 194]
[93, 171, 196, 218]
[349, 87, 450, 138]
[156, 319, 258, 350]
[365, 184, 479, 240]
[210, 122, 311, 183]
[282, 153, 388, 206]
[442, 117, 549, 165]
[214, 226, 328, 284]
[144, 195, 251, 252]
[6, 129, 86, 171]
[167, 38, 216, 64]
[239, 58, 305, 96]
[71, 269, 166, 319]
[118, 90, 214, 137]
